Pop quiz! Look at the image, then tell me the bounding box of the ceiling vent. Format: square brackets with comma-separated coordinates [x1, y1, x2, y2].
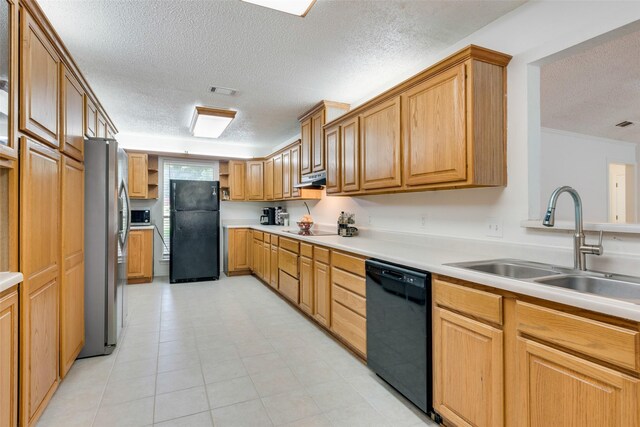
[210, 86, 237, 96]
[615, 120, 634, 128]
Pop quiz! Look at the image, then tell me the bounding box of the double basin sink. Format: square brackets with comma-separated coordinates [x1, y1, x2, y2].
[449, 259, 640, 304]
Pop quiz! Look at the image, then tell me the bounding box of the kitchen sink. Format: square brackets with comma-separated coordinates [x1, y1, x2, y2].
[450, 259, 563, 279]
[535, 275, 640, 304]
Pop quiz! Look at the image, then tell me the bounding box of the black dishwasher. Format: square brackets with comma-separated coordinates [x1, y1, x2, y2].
[366, 259, 432, 414]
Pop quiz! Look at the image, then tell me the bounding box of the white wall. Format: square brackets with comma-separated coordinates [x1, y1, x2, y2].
[539, 128, 637, 223]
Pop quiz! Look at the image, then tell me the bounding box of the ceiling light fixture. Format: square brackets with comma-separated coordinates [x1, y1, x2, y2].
[190, 106, 236, 138]
[240, 0, 316, 17]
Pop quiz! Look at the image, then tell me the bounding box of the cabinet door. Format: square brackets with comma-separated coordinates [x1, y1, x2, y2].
[262, 241, 270, 282]
[0, 0, 18, 160]
[127, 230, 144, 278]
[19, 137, 61, 425]
[20, 10, 60, 148]
[246, 161, 264, 201]
[325, 124, 340, 194]
[60, 66, 84, 161]
[127, 153, 148, 199]
[300, 118, 312, 175]
[229, 161, 246, 201]
[97, 112, 107, 138]
[264, 158, 274, 200]
[517, 338, 640, 427]
[141, 230, 153, 280]
[0, 289, 18, 427]
[433, 307, 503, 427]
[299, 256, 313, 315]
[270, 244, 278, 289]
[403, 64, 466, 186]
[60, 156, 84, 378]
[282, 150, 291, 199]
[229, 229, 250, 272]
[341, 116, 360, 193]
[84, 95, 97, 138]
[313, 261, 330, 327]
[360, 97, 401, 190]
[290, 144, 301, 198]
[311, 109, 325, 172]
[273, 154, 283, 200]
[252, 239, 262, 277]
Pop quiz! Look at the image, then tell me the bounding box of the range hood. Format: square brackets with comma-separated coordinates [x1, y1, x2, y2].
[295, 171, 326, 189]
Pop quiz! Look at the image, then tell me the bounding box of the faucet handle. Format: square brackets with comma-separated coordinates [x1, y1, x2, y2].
[582, 230, 604, 256]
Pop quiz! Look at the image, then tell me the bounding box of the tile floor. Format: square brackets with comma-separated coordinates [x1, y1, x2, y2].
[37, 275, 438, 427]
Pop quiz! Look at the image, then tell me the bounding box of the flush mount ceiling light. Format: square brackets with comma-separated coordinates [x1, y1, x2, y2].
[240, 0, 317, 17]
[190, 106, 236, 138]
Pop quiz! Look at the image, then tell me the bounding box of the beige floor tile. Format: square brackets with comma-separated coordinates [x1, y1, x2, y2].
[261, 389, 322, 425]
[157, 351, 201, 373]
[206, 376, 259, 409]
[305, 380, 367, 412]
[153, 411, 213, 427]
[37, 408, 97, 427]
[110, 357, 158, 381]
[210, 399, 273, 427]
[290, 360, 343, 387]
[250, 367, 304, 397]
[201, 358, 247, 384]
[241, 352, 287, 375]
[94, 396, 155, 427]
[117, 342, 159, 363]
[324, 402, 389, 427]
[156, 366, 204, 394]
[154, 386, 210, 423]
[102, 374, 156, 406]
[281, 414, 333, 427]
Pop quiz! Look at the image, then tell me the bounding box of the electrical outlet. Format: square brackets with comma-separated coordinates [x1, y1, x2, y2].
[486, 217, 503, 238]
[368, 215, 373, 225]
[420, 214, 428, 228]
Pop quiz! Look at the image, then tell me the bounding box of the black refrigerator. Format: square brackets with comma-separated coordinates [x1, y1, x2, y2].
[169, 180, 220, 283]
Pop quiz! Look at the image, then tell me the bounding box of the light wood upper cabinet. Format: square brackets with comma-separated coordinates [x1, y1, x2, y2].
[127, 229, 153, 283]
[59, 156, 84, 378]
[360, 96, 402, 190]
[325, 124, 340, 194]
[229, 160, 246, 201]
[290, 144, 301, 198]
[264, 158, 274, 200]
[0, 287, 19, 427]
[340, 116, 360, 193]
[227, 228, 250, 274]
[128, 153, 148, 199]
[311, 109, 324, 173]
[517, 338, 639, 427]
[60, 65, 84, 161]
[403, 63, 466, 186]
[20, 9, 60, 148]
[273, 154, 283, 200]
[282, 150, 291, 199]
[246, 160, 264, 201]
[300, 119, 312, 175]
[19, 137, 61, 426]
[83, 95, 97, 138]
[433, 306, 504, 427]
[96, 112, 107, 138]
[0, 0, 18, 160]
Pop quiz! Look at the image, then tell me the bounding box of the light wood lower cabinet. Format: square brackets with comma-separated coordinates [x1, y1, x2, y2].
[313, 247, 331, 328]
[227, 228, 250, 275]
[127, 229, 153, 283]
[270, 241, 279, 289]
[20, 138, 61, 426]
[59, 156, 85, 378]
[299, 254, 313, 315]
[262, 240, 270, 283]
[0, 287, 19, 427]
[251, 236, 263, 279]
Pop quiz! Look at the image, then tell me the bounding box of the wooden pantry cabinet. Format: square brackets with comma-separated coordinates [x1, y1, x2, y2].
[432, 274, 640, 427]
[127, 229, 154, 284]
[0, 285, 19, 427]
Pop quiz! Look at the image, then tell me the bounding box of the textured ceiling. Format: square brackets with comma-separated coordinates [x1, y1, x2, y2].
[39, 0, 525, 153]
[541, 27, 640, 143]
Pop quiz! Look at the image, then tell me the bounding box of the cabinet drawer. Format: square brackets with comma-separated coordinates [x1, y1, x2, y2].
[314, 246, 330, 264]
[331, 267, 365, 298]
[300, 243, 313, 258]
[252, 230, 263, 241]
[332, 301, 366, 356]
[278, 248, 298, 278]
[516, 301, 640, 372]
[434, 279, 502, 325]
[332, 284, 366, 318]
[279, 237, 299, 254]
[331, 251, 365, 277]
[264, 233, 271, 244]
[279, 270, 299, 304]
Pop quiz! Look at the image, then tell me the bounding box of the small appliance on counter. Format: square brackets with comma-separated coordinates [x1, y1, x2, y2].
[275, 207, 287, 225]
[131, 209, 151, 225]
[337, 211, 358, 237]
[260, 207, 277, 225]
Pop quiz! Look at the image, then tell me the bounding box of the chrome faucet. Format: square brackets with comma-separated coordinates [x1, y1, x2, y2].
[543, 186, 603, 271]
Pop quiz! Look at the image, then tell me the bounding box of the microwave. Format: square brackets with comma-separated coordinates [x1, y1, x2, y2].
[131, 209, 151, 224]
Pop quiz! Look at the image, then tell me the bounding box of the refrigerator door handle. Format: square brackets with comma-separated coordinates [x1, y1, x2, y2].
[123, 182, 131, 246]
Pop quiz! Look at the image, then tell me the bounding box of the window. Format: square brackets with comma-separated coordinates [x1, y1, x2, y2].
[163, 160, 215, 259]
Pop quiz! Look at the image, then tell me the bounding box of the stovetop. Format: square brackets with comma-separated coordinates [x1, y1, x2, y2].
[283, 230, 338, 237]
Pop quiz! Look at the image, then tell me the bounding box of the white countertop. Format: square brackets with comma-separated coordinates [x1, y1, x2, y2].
[131, 225, 155, 230]
[0, 272, 23, 294]
[224, 224, 640, 322]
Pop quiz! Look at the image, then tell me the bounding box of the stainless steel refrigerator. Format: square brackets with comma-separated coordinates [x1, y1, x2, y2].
[170, 180, 220, 283]
[80, 137, 130, 357]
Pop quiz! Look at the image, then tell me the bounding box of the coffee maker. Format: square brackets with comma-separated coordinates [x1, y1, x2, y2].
[260, 207, 276, 225]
